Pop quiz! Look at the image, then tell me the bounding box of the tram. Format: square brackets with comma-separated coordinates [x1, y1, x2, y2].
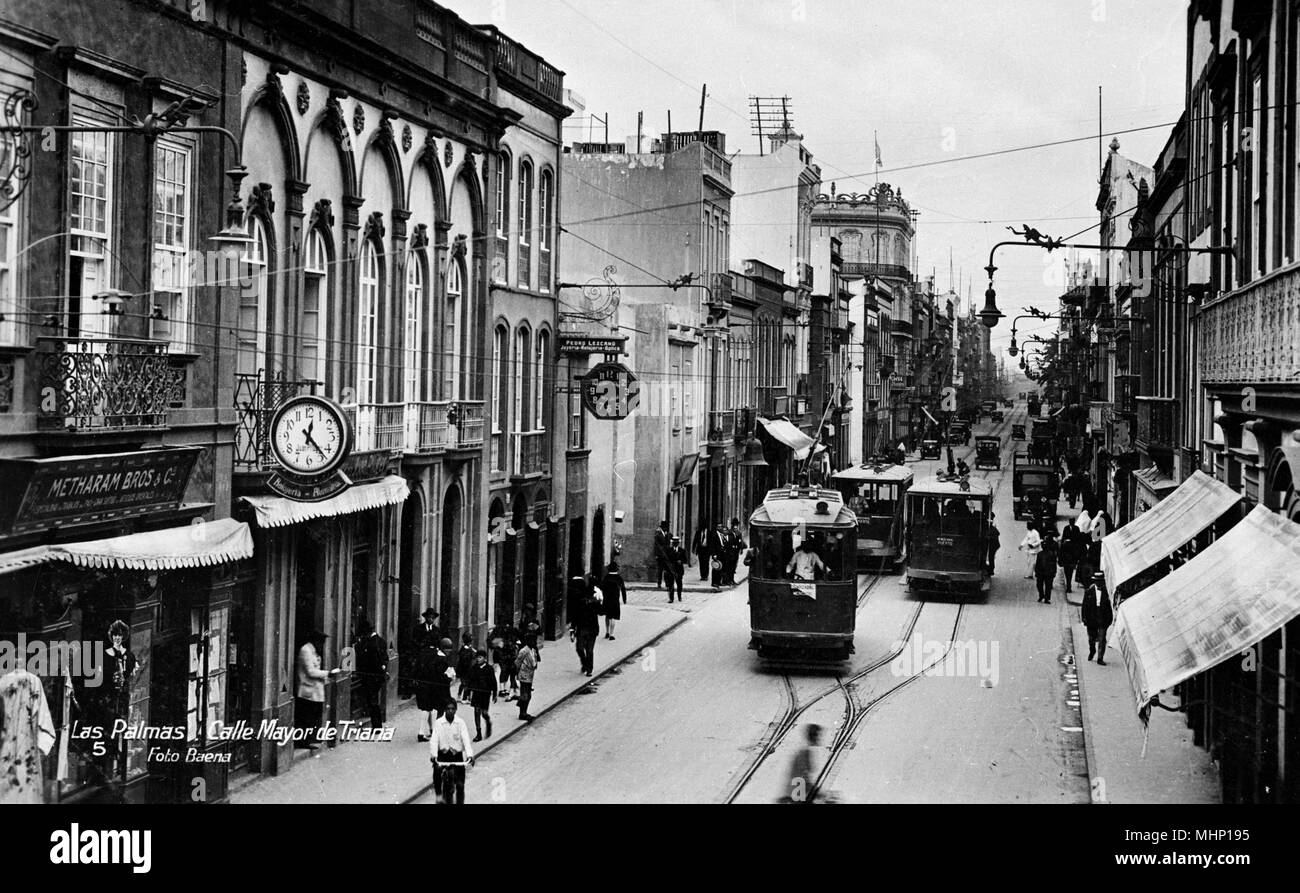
[746, 486, 859, 660]
[904, 474, 994, 595]
[830, 461, 912, 571]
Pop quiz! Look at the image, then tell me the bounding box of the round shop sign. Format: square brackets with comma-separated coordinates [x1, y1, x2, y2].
[581, 362, 641, 420]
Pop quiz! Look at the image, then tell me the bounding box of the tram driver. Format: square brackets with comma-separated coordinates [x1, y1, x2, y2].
[786, 537, 828, 581]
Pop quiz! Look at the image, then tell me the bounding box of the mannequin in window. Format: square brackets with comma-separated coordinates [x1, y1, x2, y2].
[102, 620, 137, 785]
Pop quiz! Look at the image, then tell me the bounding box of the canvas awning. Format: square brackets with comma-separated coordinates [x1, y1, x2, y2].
[1099, 470, 1241, 592]
[241, 475, 409, 528]
[1113, 505, 1300, 717]
[672, 453, 699, 488]
[759, 417, 815, 454]
[0, 518, 254, 575]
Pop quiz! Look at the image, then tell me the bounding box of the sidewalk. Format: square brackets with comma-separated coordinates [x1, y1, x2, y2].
[1064, 589, 1220, 804]
[227, 604, 687, 804]
[625, 561, 749, 599]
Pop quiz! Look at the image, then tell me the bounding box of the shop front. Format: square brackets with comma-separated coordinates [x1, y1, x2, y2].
[0, 448, 254, 804]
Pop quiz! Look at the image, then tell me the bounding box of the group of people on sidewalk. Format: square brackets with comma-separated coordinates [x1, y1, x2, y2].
[651, 517, 747, 602]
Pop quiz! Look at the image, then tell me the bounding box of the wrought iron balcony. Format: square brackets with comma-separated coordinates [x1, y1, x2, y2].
[405, 401, 451, 453]
[511, 430, 549, 476]
[734, 406, 756, 443]
[709, 272, 733, 307]
[448, 400, 485, 448]
[798, 262, 814, 289]
[842, 262, 911, 281]
[349, 402, 405, 453]
[233, 372, 319, 471]
[37, 337, 184, 432]
[1199, 265, 1300, 384]
[1135, 396, 1177, 454]
[707, 409, 735, 444]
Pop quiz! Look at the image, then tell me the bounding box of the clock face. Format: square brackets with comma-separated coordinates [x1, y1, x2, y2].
[270, 397, 349, 476]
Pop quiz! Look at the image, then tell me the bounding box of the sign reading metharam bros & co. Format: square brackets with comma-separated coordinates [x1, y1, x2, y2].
[0, 447, 200, 535]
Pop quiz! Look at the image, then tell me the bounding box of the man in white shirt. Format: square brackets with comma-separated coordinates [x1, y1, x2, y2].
[786, 540, 827, 581]
[430, 700, 475, 804]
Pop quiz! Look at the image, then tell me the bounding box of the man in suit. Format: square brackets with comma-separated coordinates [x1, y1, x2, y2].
[708, 524, 728, 588]
[723, 518, 747, 586]
[654, 520, 672, 589]
[354, 618, 389, 729]
[665, 536, 688, 603]
[1081, 572, 1114, 665]
[692, 522, 712, 582]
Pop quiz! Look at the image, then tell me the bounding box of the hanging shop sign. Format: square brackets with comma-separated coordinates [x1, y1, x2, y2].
[559, 333, 628, 356]
[266, 395, 355, 502]
[581, 362, 641, 420]
[0, 447, 200, 535]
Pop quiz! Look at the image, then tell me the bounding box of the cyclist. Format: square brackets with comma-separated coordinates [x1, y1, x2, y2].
[430, 700, 475, 804]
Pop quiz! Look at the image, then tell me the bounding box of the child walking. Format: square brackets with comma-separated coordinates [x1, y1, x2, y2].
[467, 650, 498, 741]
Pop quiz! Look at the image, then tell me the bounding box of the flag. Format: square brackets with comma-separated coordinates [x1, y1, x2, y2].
[874, 133, 882, 167]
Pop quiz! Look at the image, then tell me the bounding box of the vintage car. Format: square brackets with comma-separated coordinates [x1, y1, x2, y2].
[920, 439, 942, 460]
[975, 436, 1001, 470]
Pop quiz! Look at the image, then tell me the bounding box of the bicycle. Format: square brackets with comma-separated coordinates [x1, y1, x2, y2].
[431, 755, 473, 804]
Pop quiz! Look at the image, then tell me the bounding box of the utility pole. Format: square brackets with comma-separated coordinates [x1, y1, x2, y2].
[698, 84, 707, 132]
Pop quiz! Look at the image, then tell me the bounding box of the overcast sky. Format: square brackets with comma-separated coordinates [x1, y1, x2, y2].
[448, 0, 1188, 351]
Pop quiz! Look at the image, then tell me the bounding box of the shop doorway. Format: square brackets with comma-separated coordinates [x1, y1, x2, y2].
[397, 489, 423, 697]
[560, 516, 584, 639]
[488, 498, 507, 629]
[590, 506, 606, 581]
[294, 528, 324, 653]
[544, 518, 561, 639]
[440, 484, 463, 637]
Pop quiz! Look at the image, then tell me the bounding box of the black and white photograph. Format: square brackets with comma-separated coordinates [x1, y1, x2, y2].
[0, 0, 1294, 873]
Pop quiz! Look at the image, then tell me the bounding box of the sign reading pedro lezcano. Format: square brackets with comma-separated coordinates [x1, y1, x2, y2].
[0, 447, 200, 535]
[559, 333, 628, 356]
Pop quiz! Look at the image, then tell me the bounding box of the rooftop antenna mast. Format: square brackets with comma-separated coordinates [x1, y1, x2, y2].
[749, 96, 792, 157]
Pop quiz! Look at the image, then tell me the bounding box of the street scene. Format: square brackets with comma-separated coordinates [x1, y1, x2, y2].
[0, 0, 1297, 824]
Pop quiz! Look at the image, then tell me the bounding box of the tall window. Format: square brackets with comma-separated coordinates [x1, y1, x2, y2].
[513, 327, 529, 435]
[237, 217, 269, 377]
[494, 151, 510, 283]
[357, 241, 381, 404]
[68, 121, 113, 340]
[444, 258, 464, 400]
[1220, 108, 1233, 289]
[1250, 70, 1264, 278]
[0, 196, 15, 344]
[684, 358, 694, 434]
[517, 159, 533, 289]
[493, 324, 508, 470]
[569, 384, 586, 450]
[151, 141, 191, 348]
[302, 229, 329, 386]
[534, 329, 548, 432]
[538, 169, 553, 292]
[404, 251, 425, 403]
[670, 361, 680, 433]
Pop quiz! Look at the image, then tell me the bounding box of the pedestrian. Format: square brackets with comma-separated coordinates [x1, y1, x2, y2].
[692, 521, 712, 582]
[488, 621, 519, 699]
[295, 630, 337, 750]
[709, 523, 728, 588]
[354, 618, 389, 729]
[600, 560, 627, 640]
[786, 723, 823, 804]
[414, 608, 441, 649]
[455, 632, 476, 702]
[1059, 518, 1087, 594]
[466, 650, 497, 741]
[1087, 508, 1111, 566]
[430, 700, 474, 805]
[723, 518, 747, 585]
[515, 634, 538, 722]
[568, 575, 602, 676]
[1018, 522, 1042, 580]
[1064, 472, 1079, 510]
[521, 603, 542, 664]
[654, 520, 672, 589]
[415, 637, 454, 741]
[664, 535, 688, 603]
[1035, 535, 1058, 603]
[1080, 571, 1114, 665]
[986, 512, 1000, 575]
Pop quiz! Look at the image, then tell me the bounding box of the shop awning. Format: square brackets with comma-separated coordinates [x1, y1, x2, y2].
[1112, 505, 1300, 717]
[673, 453, 699, 488]
[241, 475, 409, 528]
[759, 417, 815, 454]
[1099, 470, 1241, 592]
[0, 518, 254, 574]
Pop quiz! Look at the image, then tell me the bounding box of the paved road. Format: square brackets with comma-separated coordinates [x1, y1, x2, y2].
[425, 406, 1089, 804]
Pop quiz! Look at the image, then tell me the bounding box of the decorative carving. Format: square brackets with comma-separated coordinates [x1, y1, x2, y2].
[264, 68, 284, 101]
[310, 198, 335, 231]
[249, 182, 275, 218]
[378, 115, 395, 147]
[450, 233, 468, 259]
[0, 359, 13, 412]
[352, 103, 365, 135]
[1200, 269, 1300, 385]
[410, 223, 429, 252]
[323, 96, 349, 146]
[482, 154, 489, 184]
[296, 81, 310, 115]
[443, 140, 454, 168]
[364, 211, 385, 243]
[1, 87, 38, 212]
[402, 124, 412, 153]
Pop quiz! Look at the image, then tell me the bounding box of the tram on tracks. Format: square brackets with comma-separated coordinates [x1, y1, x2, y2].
[746, 486, 859, 660]
[904, 474, 994, 595]
[830, 461, 912, 571]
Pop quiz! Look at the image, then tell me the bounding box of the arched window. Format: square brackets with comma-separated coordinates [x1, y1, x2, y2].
[404, 250, 425, 403]
[357, 240, 381, 404]
[444, 257, 464, 400]
[494, 151, 511, 283]
[538, 169, 554, 292]
[534, 329, 548, 432]
[894, 234, 907, 268]
[238, 216, 270, 377]
[302, 228, 329, 386]
[513, 326, 529, 435]
[517, 159, 533, 289]
[493, 324, 508, 471]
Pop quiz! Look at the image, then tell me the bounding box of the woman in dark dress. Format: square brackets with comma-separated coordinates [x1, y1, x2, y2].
[600, 561, 627, 640]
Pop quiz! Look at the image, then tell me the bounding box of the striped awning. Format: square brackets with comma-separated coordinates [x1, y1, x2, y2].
[241, 475, 409, 528]
[0, 518, 254, 575]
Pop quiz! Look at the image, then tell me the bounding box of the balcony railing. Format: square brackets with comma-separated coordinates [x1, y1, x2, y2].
[1135, 396, 1177, 454]
[233, 372, 319, 471]
[1113, 374, 1140, 415]
[511, 430, 549, 476]
[842, 262, 911, 281]
[709, 271, 732, 306]
[348, 402, 405, 453]
[405, 401, 451, 453]
[37, 337, 183, 432]
[734, 406, 756, 443]
[1200, 265, 1300, 384]
[448, 400, 485, 448]
[798, 262, 814, 289]
[707, 409, 736, 444]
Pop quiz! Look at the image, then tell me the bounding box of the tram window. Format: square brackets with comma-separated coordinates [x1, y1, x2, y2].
[753, 528, 795, 580]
